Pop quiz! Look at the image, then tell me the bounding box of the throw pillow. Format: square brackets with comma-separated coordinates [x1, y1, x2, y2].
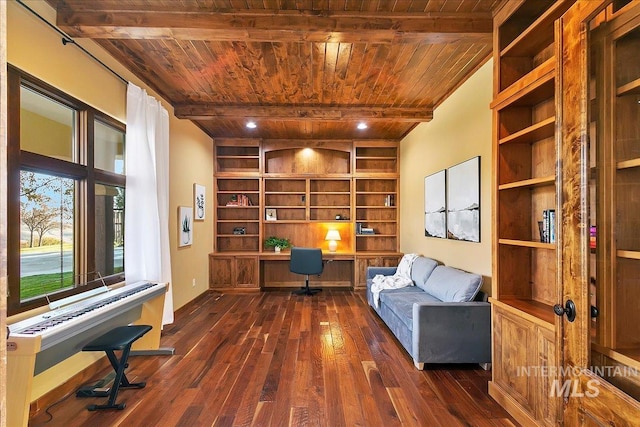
[422, 266, 482, 302]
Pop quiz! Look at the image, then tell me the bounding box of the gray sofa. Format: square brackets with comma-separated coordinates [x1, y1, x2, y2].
[366, 256, 491, 370]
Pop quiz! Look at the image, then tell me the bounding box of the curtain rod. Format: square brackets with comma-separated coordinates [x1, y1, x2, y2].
[16, 0, 128, 85]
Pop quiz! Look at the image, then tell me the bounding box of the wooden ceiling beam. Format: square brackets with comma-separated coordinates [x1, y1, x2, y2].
[174, 104, 433, 122]
[56, 8, 492, 44]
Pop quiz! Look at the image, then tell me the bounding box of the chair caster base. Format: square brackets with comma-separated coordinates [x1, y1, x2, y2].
[292, 287, 322, 296]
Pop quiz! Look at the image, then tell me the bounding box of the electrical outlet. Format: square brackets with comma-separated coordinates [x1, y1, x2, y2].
[192, 278, 196, 287]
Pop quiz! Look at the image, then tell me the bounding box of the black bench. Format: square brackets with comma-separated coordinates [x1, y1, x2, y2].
[81, 325, 152, 410]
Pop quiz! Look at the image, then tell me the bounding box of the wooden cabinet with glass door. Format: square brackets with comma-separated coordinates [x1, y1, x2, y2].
[577, 2, 640, 423]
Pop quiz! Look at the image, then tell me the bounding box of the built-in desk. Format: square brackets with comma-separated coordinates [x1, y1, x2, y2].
[209, 251, 402, 291]
[260, 251, 355, 289]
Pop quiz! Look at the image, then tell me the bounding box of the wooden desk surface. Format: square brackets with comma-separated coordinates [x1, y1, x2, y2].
[210, 251, 401, 258]
[258, 251, 355, 261]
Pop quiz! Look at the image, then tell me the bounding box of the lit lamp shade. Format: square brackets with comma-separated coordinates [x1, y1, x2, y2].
[325, 229, 341, 252]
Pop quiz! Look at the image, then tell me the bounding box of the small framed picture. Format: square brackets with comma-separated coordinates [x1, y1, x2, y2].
[265, 208, 277, 221]
[194, 183, 205, 221]
[178, 206, 193, 247]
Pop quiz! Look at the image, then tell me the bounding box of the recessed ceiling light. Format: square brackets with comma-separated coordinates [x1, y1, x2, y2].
[246, 121, 257, 129]
[357, 122, 368, 130]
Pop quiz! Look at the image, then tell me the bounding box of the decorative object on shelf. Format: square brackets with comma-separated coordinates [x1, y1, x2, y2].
[264, 236, 291, 253]
[424, 169, 446, 238]
[538, 221, 545, 243]
[325, 229, 341, 252]
[233, 227, 246, 235]
[446, 156, 480, 242]
[265, 208, 277, 221]
[590, 225, 596, 249]
[194, 183, 205, 220]
[178, 206, 193, 247]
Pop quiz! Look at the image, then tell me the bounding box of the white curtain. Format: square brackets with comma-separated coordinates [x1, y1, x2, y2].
[124, 83, 174, 325]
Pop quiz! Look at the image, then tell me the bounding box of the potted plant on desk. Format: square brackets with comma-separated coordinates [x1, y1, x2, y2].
[264, 236, 291, 253]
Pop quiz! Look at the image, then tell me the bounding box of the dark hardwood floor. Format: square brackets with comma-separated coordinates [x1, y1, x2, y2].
[30, 290, 517, 427]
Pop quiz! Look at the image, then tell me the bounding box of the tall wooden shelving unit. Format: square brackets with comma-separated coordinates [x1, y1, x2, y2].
[353, 141, 402, 288]
[489, 1, 575, 425]
[210, 139, 401, 291]
[213, 139, 261, 253]
[490, 1, 640, 423]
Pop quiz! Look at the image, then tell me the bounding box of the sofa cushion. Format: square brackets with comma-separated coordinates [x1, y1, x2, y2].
[422, 266, 482, 303]
[379, 289, 442, 330]
[411, 257, 438, 290]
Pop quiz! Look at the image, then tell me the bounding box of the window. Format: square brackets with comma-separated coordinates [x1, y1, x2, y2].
[20, 172, 76, 299]
[8, 66, 126, 315]
[95, 183, 124, 277]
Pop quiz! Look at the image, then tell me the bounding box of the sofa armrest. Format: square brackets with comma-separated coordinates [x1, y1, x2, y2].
[412, 302, 491, 364]
[366, 266, 397, 281]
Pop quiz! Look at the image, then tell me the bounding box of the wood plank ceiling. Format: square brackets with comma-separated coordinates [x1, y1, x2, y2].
[45, 0, 499, 140]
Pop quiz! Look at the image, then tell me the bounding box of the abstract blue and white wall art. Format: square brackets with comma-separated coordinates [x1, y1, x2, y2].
[446, 156, 480, 242]
[424, 169, 447, 238]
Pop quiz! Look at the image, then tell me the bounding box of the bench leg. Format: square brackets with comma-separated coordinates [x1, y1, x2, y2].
[479, 362, 492, 371]
[88, 345, 145, 411]
[414, 361, 424, 370]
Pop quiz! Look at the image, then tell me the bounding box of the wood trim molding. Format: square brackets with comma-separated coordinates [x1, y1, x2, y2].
[175, 104, 433, 122]
[56, 9, 492, 44]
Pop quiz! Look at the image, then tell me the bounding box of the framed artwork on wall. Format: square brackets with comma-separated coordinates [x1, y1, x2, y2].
[194, 183, 205, 221]
[424, 169, 447, 238]
[446, 156, 480, 242]
[178, 206, 193, 247]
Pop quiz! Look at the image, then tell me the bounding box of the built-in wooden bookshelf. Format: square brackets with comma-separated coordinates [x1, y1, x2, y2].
[354, 143, 398, 175]
[309, 178, 352, 221]
[214, 178, 261, 252]
[214, 138, 261, 175]
[490, 1, 574, 425]
[211, 139, 400, 290]
[355, 178, 398, 252]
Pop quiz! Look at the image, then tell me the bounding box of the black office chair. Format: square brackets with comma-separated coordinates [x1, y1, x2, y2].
[290, 247, 323, 296]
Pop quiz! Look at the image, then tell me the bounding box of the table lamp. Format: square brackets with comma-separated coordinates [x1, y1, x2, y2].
[325, 229, 341, 252]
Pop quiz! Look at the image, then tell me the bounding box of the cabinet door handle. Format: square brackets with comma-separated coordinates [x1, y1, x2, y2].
[590, 305, 599, 318]
[553, 300, 577, 322]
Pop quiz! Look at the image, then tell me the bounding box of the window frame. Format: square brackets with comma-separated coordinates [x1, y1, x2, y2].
[8, 65, 126, 315]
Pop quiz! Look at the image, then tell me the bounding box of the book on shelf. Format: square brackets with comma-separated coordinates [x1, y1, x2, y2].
[540, 209, 556, 243]
[226, 193, 254, 206]
[384, 194, 395, 207]
[356, 223, 375, 234]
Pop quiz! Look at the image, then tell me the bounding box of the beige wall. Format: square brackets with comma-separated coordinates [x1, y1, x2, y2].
[7, 0, 213, 400]
[20, 109, 72, 160]
[400, 59, 493, 293]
